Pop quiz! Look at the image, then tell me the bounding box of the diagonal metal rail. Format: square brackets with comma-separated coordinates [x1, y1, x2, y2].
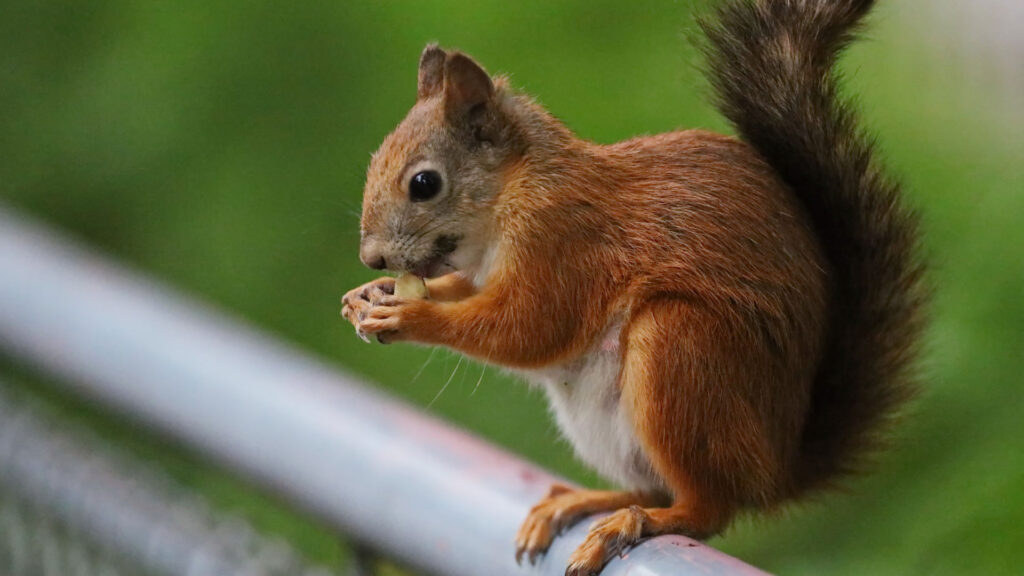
[0, 204, 768, 576]
[0, 387, 337, 576]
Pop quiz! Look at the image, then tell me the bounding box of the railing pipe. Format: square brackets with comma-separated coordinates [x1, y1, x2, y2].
[0, 205, 767, 576]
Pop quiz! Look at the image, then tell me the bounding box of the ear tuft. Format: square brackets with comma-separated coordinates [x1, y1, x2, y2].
[443, 52, 494, 116]
[418, 44, 447, 100]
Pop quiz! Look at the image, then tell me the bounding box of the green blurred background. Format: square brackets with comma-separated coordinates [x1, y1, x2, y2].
[1, 0, 1021, 574]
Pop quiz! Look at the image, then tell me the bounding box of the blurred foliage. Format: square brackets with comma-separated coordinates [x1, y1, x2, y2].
[1, 1, 1021, 575]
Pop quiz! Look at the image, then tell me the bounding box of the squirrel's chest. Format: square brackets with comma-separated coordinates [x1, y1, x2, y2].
[521, 325, 664, 492]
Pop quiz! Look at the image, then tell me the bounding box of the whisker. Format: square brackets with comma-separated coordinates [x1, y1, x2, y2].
[471, 361, 488, 397]
[409, 219, 448, 243]
[409, 346, 439, 385]
[427, 353, 464, 409]
[405, 215, 439, 240]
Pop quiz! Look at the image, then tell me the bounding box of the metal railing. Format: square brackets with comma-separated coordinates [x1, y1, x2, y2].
[0, 204, 767, 576]
[0, 388, 338, 576]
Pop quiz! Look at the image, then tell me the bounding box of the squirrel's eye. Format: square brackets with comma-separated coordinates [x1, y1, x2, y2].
[409, 170, 443, 202]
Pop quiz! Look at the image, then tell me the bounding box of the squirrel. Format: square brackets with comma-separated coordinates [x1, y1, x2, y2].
[341, 0, 925, 573]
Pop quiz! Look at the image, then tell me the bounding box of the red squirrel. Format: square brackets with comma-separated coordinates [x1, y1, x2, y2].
[341, 0, 925, 573]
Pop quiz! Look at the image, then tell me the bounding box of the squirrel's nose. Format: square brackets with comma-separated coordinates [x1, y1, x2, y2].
[367, 255, 387, 270]
[359, 242, 388, 270]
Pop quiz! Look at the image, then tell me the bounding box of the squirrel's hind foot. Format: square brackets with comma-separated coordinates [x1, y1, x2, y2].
[514, 484, 662, 568]
[565, 504, 719, 576]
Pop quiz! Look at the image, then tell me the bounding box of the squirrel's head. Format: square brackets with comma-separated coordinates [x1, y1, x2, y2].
[358, 45, 519, 279]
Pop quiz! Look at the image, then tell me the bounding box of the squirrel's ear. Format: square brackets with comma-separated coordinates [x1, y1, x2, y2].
[418, 44, 446, 100]
[443, 52, 494, 119]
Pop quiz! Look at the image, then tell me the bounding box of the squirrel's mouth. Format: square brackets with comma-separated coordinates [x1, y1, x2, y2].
[410, 234, 460, 279]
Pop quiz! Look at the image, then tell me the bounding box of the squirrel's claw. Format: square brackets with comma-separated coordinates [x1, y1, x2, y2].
[342, 277, 399, 343]
[564, 506, 647, 576]
[515, 508, 557, 566]
[514, 483, 587, 567]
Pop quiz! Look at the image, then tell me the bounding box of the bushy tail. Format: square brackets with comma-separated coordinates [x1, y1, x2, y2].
[701, 0, 926, 492]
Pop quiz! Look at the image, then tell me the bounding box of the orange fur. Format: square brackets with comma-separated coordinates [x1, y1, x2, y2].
[425, 272, 477, 301]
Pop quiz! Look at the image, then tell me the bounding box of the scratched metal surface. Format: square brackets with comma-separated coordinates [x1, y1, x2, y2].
[0, 205, 768, 576]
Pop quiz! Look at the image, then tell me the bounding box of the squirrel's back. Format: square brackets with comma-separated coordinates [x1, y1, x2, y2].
[598, 130, 827, 309]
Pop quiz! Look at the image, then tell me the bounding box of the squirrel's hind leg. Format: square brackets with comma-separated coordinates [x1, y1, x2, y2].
[564, 299, 782, 574]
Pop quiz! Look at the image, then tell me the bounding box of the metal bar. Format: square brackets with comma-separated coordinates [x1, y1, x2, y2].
[0, 387, 336, 576]
[0, 204, 768, 576]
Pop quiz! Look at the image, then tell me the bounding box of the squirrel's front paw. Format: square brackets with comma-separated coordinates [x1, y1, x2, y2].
[341, 277, 396, 341]
[356, 295, 431, 345]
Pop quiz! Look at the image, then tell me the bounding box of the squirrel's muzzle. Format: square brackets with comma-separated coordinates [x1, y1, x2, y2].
[359, 240, 388, 270]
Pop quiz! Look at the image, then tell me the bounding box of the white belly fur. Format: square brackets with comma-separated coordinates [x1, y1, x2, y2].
[522, 324, 666, 493]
